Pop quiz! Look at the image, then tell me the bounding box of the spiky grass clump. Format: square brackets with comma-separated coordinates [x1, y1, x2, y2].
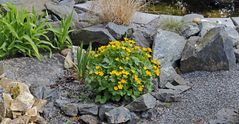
[92, 0, 141, 25]
[159, 17, 185, 33]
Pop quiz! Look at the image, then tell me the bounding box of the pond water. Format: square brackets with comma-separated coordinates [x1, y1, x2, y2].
[143, 1, 239, 17]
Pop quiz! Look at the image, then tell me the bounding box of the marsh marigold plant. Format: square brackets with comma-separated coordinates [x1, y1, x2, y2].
[86, 38, 160, 103]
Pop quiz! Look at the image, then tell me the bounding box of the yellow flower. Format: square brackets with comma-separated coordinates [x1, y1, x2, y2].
[114, 86, 119, 91]
[96, 66, 101, 69]
[125, 57, 129, 60]
[143, 48, 148, 52]
[118, 84, 123, 90]
[95, 71, 104, 76]
[124, 37, 129, 41]
[122, 70, 129, 75]
[138, 86, 144, 92]
[115, 58, 120, 61]
[128, 40, 135, 44]
[119, 66, 123, 70]
[146, 53, 151, 58]
[115, 72, 122, 76]
[146, 70, 152, 76]
[135, 46, 140, 50]
[151, 59, 157, 64]
[110, 70, 117, 75]
[120, 79, 126, 84]
[122, 46, 126, 50]
[126, 48, 131, 53]
[147, 48, 152, 52]
[143, 66, 147, 70]
[98, 71, 104, 76]
[153, 65, 157, 70]
[136, 79, 141, 84]
[129, 44, 133, 47]
[155, 69, 160, 76]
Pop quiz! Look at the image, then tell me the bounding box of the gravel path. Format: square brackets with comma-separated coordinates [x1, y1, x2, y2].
[144, 65, 239, 124]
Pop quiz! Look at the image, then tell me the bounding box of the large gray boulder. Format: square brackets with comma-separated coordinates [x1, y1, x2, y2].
[54, 100, 78, 117]
[105, 107, 131, 123]
[180, 27, 236, 73]
[45, 0, 79, 22]
[182, 14, 204, 23]
[70, 24, 115, 45]
[199, 21, 222, 37]
[180, 23, 200, 38]
[105, 22, 130, 40]
[126, 93, 156, 112]
[153, 29, 186, 66]
[151, 89, 181, 102]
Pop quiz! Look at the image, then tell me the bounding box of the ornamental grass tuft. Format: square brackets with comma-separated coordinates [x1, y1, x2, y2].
[92, 0, 141, 25]
[85, 38, 160, 103]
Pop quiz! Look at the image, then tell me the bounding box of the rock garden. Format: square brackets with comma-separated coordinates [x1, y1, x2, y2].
[0, 0, 239, 124]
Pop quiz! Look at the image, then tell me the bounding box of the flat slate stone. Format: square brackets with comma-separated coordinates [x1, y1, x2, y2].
[74, 1, 93, 12]
[204, 18, 235, 27]
[132, 12, 159, 24]
[231, 17, 239, 26]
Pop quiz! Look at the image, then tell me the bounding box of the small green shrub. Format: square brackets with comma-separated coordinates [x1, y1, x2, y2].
[0, 3, 54, 60]
[85, 38, 160, 103]
[159, 17, 185, 33]
[48, 12, 73, 50]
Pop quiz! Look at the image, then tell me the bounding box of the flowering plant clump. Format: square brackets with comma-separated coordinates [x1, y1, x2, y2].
[86, 38, 160, 103]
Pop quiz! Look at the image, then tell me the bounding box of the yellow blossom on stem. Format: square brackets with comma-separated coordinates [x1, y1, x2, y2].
[153, 65, 157, 70]
[151, 59, 157, 64]
[147, 48, 152, 52]
[146, 53, 151, 58]
[114, 86, 119, 91]
[146, 70, 152, 76]
[98, 71, 104, 76]
[142, 48, 148, 52]
[96, 66, 101, 69]
[120, 79, 126, 84]
[135, 46, 140, 50]
[118, 84, 123, 89]
[138, 85, 144, 92]
[155, 69, 160, 76]
[115, 58, 120, 61]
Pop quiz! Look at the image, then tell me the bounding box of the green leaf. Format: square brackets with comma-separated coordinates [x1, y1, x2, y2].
[95, 95, 107, 104]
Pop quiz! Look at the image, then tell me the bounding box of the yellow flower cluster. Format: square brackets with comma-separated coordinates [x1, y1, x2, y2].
[134, 75, 141, 84]
[95, 71, 104, 76]
[151, 59, 161, 76]
[114, 79, 127, 91]
[133, 75, 144, 92]
[142, 47, 152, 53]
[153, 65, 160, 76]
[138, 85, 144, 92]
[146, 70, 152, 77]
[95, 65, 104, 76]
[110, 70, 129, 77]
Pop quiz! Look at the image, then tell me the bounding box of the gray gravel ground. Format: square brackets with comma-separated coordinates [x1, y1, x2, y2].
[1, 54, 65, 86]
[143, 65, 239, 124]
